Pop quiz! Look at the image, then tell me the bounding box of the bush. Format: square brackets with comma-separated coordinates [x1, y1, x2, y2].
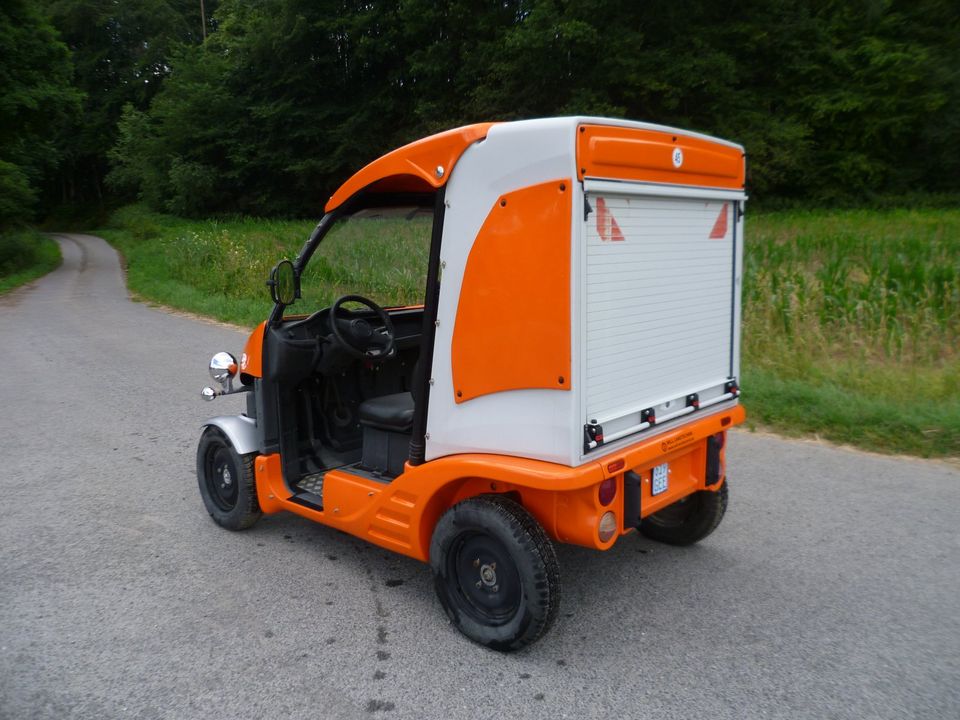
[0, 230, 61, 293]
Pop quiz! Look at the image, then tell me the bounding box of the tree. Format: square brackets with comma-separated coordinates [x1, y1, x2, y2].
[0, 0, 80, 228]
[41, 0, 213, 210]
[105, 0, 960, 217]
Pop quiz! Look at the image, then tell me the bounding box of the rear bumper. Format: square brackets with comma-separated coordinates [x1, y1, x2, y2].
[548, 405, 746, 550]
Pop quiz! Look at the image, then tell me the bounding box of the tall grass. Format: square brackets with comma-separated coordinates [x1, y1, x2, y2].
[101, 206, 430, 325]
[299, 215, 431, 307]
[744, 210, 959, 365]
[99, 205, 960, 457]
[743, 209, 960, 457]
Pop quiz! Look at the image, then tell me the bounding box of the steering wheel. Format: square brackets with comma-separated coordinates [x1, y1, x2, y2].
[330, 294, 396, 360]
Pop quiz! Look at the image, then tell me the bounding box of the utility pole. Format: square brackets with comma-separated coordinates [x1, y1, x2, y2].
[200, 0, 207, 42]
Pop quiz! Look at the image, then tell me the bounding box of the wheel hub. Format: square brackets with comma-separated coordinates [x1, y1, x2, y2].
[205, 446, 239, 512]
[479, 562, 497, 588]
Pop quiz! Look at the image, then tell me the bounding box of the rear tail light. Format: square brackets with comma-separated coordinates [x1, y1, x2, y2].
[598, 477, 617, 506]
[598, 511, 617, 543]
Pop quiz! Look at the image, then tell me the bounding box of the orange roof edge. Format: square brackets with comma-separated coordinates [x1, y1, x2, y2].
[324, 122, 497, 213]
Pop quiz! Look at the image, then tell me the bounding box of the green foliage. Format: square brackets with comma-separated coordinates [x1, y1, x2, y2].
[0, 162, 38, 228]
[0, 230, 62, 294]
[97, 0, 960, 218]
[40, 0, 213, 211]
[743, 209, 960, 364]
[2, 0, 953, 218]
[0, 0, 80, 228]
[742, 208, 960, 457]
[101, 204, 431, 324]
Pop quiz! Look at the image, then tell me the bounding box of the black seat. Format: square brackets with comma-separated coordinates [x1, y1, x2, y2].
[358, 392, 415, 432]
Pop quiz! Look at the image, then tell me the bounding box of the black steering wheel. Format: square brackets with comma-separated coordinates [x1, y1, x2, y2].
[330, 294, 396, 360]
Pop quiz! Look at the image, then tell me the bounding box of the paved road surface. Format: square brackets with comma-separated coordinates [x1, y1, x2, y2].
[1, 234, 958, 719]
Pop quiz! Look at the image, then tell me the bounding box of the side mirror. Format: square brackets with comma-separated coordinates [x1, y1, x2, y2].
[268, 260, 298, 306]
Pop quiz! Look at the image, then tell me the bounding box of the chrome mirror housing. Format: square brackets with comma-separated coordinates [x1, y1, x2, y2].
[209, 352, 238, 385]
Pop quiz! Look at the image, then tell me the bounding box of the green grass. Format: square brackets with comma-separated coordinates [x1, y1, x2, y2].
[742, 209, 960, 458]
[98, 205, 430, 326]
[0, 229, 61, 294]
[98, 204, 960, 458]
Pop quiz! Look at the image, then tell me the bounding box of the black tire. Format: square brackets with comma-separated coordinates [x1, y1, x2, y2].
[639, 480, 728, 546]
[196, 426, 261, 530]
[429, 495, 561, 652]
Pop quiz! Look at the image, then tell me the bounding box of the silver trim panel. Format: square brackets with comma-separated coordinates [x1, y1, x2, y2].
[202, 415, 259, 455]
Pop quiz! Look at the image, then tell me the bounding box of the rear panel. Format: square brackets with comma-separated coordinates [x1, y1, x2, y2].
[576, 122, 746, 458]
[424, 117, 745, 467]
[584, 193, 736, 431]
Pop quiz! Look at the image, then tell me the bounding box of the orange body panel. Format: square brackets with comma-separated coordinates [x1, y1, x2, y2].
[577, 124, 745, 189]
[451, 179, 572, 403]
[325, 123, 496, 213]
[239, 321, 266, 379]
[254, 406, 744, 563]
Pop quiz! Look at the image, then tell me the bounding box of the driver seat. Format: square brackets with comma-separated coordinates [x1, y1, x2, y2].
[356, 360, 420, 475]
[358, 392, 415, 432]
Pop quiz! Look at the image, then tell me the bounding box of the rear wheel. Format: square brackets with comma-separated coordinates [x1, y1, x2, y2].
[640, 480, 728, 546]
[196, 426, 261, 530]
[430, 495, 560, 651]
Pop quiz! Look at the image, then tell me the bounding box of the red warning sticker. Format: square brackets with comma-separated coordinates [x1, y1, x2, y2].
[709, 203, 729, 239]
[595, 197, 624, 242]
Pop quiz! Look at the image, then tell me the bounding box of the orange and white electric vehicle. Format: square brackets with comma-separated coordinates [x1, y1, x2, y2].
[197, 117, 747, 650]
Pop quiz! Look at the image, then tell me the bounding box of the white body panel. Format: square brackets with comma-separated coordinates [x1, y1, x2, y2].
[425, 119, 581, 465]
[424, 117, 745, 467]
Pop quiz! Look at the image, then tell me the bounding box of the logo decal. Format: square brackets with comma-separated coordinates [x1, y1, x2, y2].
[709, 203, 729, 239]
[240, 353, 248, 371]
[661, 430, 695, 453]
[672, 147, 684, 168]
[595, 197, 625, 242]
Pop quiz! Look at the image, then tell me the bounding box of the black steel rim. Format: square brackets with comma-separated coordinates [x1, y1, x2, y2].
[205, 443, 239, 512]
[448, 531, 522, 626]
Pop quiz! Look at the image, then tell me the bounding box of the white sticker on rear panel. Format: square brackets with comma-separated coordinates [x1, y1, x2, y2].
[672, 148, 683, 168]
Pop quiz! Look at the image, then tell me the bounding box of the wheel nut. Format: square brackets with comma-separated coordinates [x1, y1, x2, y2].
[492, 585, 499, 593]
[476, 581, 482, 589]
[473, 558, 480, 568]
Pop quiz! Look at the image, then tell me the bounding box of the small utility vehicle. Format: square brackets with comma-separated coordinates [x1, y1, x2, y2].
[197, 117, 746, 650]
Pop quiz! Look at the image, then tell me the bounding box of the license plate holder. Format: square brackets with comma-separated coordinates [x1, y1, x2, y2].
[652, 463, 669, 496]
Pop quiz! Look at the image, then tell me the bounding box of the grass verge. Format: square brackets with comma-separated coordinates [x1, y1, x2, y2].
[97, 204, 959, 458]
[0, 229, 62, 295]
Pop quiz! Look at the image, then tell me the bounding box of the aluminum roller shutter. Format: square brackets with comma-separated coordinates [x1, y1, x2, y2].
[583, 192, 737, 444]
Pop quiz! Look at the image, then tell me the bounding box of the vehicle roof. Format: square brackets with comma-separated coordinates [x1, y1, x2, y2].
[324, 123, 496, 212]
[323, 117, 744, 213]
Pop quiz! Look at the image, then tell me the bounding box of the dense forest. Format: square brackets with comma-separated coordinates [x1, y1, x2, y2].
[2, 0, 958, 223]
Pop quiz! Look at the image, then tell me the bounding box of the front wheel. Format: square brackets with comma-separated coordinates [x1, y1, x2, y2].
[196, 426, 261, 530]
[639, 480, 728, 546]
[429, 495, 561, 651]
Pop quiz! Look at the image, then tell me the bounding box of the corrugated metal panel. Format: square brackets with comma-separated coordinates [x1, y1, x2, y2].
[584, 193, 734, 427]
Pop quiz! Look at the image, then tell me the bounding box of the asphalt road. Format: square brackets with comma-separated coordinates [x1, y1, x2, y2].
[1, 233, 958, 720]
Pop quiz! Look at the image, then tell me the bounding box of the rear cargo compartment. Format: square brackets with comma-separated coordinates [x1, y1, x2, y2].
[579, 182, 745, 455]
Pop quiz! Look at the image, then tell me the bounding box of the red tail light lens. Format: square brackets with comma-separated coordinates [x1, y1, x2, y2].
[598, 477, 617, 506]
[607, 459, 625, 473]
